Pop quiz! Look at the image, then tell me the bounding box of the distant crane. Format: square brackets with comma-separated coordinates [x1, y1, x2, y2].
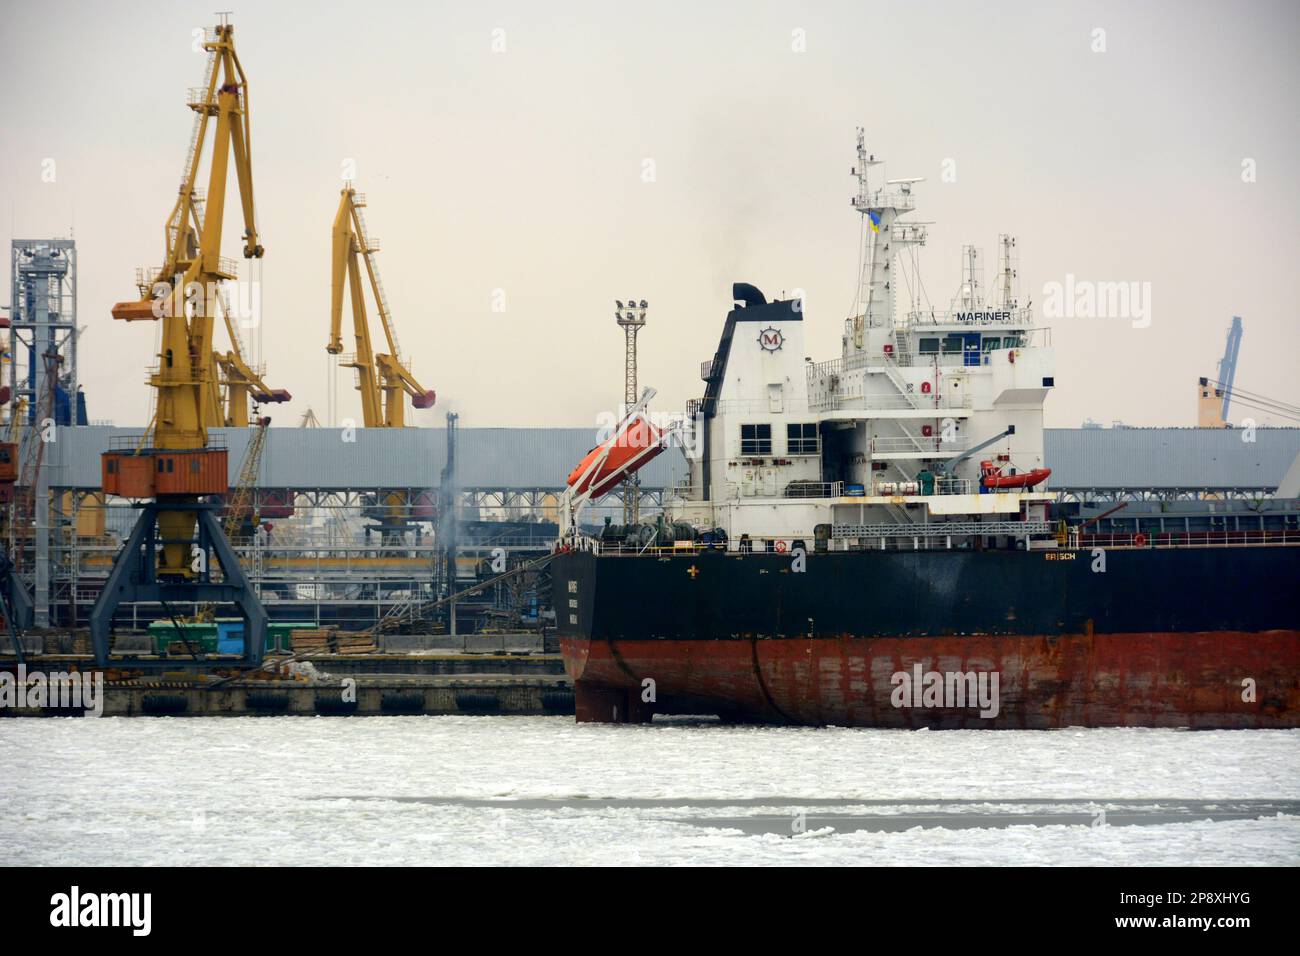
[328, 186, 435, 427]
[223, 415, 272, 540]
[1198, 316, 1243, 427]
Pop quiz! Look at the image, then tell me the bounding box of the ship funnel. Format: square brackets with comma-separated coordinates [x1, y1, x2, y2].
[732, 283, 767, 308]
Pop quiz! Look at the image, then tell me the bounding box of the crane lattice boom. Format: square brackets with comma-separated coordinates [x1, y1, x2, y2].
[328, 186, 435, 427]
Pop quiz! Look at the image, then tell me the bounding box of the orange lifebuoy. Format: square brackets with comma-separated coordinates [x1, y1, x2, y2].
[1133, 532, 1147, 547]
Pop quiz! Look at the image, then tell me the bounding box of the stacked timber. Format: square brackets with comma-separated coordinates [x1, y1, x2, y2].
[290, 628, 335, 654]
[335, 632, 378, 655]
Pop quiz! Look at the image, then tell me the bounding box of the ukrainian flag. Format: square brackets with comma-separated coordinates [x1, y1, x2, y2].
[867, 210, 881, 233]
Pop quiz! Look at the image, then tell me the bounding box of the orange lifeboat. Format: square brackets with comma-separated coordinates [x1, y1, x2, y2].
[979, 460, 1051, 490]
[566, 414, 666, 498]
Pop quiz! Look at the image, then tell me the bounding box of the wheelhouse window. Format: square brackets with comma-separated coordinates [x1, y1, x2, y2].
[787, 423, 818, 455]
[982, 336, 1002, 352]
[740, 423, 771, 455]
[941, 334, 965, 354]
[918, 337, 940, 355]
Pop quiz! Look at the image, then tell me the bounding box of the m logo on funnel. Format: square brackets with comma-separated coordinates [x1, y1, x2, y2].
[758, 327, 784, 352]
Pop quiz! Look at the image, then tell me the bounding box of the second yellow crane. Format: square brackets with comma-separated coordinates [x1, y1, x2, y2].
[329, 186, 435, 426]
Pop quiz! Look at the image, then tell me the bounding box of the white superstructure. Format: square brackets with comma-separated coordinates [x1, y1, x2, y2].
[670, 133, 1057, 548]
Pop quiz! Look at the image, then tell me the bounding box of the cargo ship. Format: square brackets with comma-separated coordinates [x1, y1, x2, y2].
[552, 131, 1300, 728]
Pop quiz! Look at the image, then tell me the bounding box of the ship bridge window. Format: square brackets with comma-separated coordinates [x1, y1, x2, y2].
[787, 423, 818, 455]
[918, 337, 940, 355]
[941, 335, 964, 354]
[1003, 334, 1022, 348]
[982, 337, 1002, 352]
[741, 423, 772, 455]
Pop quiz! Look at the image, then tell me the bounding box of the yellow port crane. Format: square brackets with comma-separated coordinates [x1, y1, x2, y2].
[109, 20, 266, 573]
[93, 18, 270, 666]
[113, 20, 288, 430]
[329, 186, 435, 426]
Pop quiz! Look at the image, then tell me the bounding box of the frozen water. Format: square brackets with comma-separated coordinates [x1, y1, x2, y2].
[2, 717, 1297, 865]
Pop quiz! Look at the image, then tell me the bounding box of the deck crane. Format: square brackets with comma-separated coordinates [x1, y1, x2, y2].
[328, 186, 435, 426]
[112, 18, 288, 428]
[91, 19, 269, 667]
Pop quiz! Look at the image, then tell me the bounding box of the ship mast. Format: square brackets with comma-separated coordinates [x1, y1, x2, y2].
[847, 128, 926, 354]
[997, 233, 1019, 308]
[849, 128, 882, 342]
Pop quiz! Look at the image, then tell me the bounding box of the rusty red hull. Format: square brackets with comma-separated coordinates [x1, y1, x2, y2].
[562, 631, 1300, 728]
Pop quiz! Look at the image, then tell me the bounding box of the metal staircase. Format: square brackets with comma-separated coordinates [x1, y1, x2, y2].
[878, 362, 923, 410]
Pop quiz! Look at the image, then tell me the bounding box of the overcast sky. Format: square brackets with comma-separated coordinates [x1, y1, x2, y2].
[2, 0, 1297, 431]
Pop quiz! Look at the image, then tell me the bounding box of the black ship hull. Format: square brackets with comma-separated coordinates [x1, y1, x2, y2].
[552, 545, 1300, 727]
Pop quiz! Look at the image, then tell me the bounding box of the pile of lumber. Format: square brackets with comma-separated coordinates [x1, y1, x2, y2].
[334, 632, 378, 655]
[288, 627, 376, 655]
[289, 628, 335, 654]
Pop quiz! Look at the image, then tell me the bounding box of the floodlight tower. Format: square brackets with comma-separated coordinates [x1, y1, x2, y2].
[615, 298, 647, 525]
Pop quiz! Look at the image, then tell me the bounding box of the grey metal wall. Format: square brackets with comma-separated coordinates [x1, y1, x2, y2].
[1043, 427, 1300, 490]
[37, 425, 689, 491]
[29, 424, 1299, 492]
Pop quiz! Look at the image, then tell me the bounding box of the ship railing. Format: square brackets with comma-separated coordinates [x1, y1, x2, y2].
[711, 398, 816, 415]
[855, 187, 916, 213]
[888, 222, 929, 244]
[808, 392, 973, 413]
[1074, 529, 1300, 550]
[567, 522, 1300, 556]
[935, 477, 975, 495]
[869, 435, 968, 455]
[591, 538, 810, 557]
[782, 480, 843, 498]
[833, 520, 1053, 540]
[806, 390, 971, 413]
[661, 481, 843, 503]
[554, 534, 601, 555]
[902, 307, 1036, 327]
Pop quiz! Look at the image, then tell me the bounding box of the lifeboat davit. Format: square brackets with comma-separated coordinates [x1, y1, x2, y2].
[979, 460, 1051, 489]
[566, 414, 666, 498]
